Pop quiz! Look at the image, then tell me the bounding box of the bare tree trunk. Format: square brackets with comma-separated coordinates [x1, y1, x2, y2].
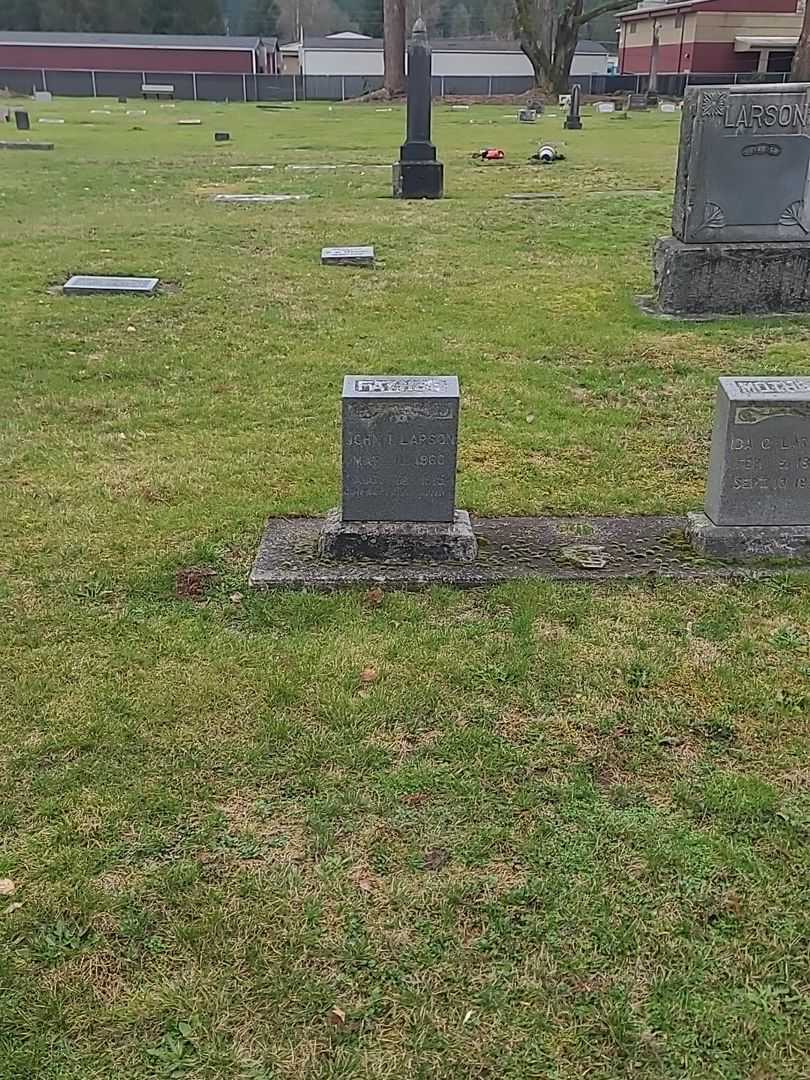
[384, 0, 406, 97]
[792, 2, 810, 81]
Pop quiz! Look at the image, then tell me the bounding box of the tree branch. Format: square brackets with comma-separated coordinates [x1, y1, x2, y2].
[577, 0, 638, 27]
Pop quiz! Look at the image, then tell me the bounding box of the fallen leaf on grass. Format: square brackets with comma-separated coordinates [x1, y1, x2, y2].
[364, 587, 384, 606]
[229, 592, 244, 605]
[327, 1007, 346, 1026]
[359, 666, 378, 685]
[0, 880, 15, 896]
[349, 866, 379, 893]
[423, 848, 450, 871]
[3, 903, 22, 916]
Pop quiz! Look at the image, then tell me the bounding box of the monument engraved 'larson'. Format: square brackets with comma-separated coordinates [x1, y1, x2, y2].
[687, 375, 810, 560]
[318, 375, 477, 562]
[653, 82, 810, 316]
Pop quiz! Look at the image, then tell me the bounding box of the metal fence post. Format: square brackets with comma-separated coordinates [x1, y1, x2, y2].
[41, 68, 47, 91]
[242, 73, 247, 101]
[91, 70, 97, 97]
[192, 72, 198, 100]
[488, 75, 492, 97]
[441, 76, 445, 96]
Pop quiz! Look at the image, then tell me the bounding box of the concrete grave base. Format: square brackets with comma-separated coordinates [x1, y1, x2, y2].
[392, 160, 444, 199]
[652, 236, 810, 316]
[0, 141, 54, 151]
[686, 512, 810, 561]
[318, 509, 478, 563]
[248, 514, 809, 590]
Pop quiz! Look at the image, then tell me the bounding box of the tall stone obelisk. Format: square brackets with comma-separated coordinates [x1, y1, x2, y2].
[393, 19, 444, 199]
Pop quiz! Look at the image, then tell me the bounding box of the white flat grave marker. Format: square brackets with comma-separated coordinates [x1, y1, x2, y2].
[39, 118, 64, 124]
[229, 164, 275, 170]
[211, 194, 310, 203]
[178, 119, 202, 126]
[126, 110, 146, 116]
[321, 246, 375, 267]
[63, 275, 160, 296]
[596, 102, 615, 113]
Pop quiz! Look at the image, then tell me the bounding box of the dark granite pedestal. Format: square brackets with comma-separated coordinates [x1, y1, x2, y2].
[652, 237, 810, 316]
[687, 512, 810, 560]
[393, 160, 444, 199]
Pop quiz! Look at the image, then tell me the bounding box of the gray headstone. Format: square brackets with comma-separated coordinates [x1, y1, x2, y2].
[63, 275, 160, 296]
[33, 90, 52, 103]
[673, 83, 810, 244]
[321, 246, 375, 266]
[705, 375, 810, 525]
[214, 131, 230, 142]
[15, 110, 30, 131]
[341, 375, 459, 522]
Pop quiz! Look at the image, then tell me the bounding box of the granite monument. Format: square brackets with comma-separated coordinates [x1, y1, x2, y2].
[688, 375, 810, 559]
[393, 20, 444, 200]
[564, 85, 582, 130]
[318, 376, 477, 562]
[653, 83, 810, 316]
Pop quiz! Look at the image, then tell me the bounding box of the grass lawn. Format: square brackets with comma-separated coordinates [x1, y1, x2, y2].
[0, 97, 808, 1079]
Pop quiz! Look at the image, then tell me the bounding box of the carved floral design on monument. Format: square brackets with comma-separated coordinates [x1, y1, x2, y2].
[700, 91, 729, 119]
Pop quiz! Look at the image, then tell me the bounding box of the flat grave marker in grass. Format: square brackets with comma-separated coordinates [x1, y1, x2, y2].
[211, 193, 310, 203]
[321, 246, 375, 266]
[62, 275, 160, 296]
[0, 140, 54, 151]
[688, 375, 810, 559]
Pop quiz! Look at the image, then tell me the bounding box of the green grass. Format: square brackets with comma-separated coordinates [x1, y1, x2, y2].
[0, 97, 809, 1079]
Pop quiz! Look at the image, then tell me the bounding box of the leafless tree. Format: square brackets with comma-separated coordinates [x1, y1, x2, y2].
[514, 0, 636, 96]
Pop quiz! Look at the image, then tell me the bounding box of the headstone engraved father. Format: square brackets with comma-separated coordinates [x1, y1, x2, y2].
[687, 376, 810, 560]
[652, 83, 810, 316]
[318, 376, 477, 562]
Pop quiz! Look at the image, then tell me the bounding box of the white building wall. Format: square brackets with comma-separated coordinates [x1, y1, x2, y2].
[301, 46, 609, 78]
[301, 48, 383, 75]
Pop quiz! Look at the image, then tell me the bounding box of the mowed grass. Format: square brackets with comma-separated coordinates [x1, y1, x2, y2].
[0, 98, 809, 1079]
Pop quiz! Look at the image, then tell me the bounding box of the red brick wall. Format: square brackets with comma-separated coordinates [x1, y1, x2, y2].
[0, 44, 254, 73]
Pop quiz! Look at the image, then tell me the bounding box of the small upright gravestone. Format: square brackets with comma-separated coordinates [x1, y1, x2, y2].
[688, 375, 810, 559]
[15, 110, 30, 131]
[318, 376, 477, 562]
[653, 82, 810, 316]
[564, 85, 582, 130]
[214, 131, 230, 142]
[393, 20, 444, 199]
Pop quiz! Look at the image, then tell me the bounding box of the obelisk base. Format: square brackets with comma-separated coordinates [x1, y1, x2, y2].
[393, 160, 444, 199]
